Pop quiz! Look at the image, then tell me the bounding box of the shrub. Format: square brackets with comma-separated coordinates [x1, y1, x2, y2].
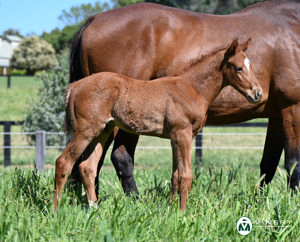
[22, 49, 69, 145]
[10, 69, 26, 75]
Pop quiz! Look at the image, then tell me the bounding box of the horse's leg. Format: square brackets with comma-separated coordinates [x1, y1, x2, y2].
[68, 160, 82, 199]
[53, 134, 92, 208]
[259, 118, 284, 188]
[79, 142, 103, 207]
[170, 143, 179, 201]
[95, 133, 114, 199]
[79, 125, 115, 207]
[281, 104, 300, 189]
[110, 129, 140, 196]
[170, 127, 193, 211]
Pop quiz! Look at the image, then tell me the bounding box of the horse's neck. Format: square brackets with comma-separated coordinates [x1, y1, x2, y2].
[181, 51, 224, 104]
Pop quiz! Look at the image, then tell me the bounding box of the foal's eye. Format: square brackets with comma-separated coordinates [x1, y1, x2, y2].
[234, 66, 243, 72]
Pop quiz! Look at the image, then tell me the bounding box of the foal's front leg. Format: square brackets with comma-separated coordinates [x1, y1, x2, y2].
[170, 127, 193, 211]
[53, 134, 92, 208]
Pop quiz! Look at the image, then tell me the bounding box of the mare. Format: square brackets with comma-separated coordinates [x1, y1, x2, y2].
[54, 39, 263, 210]
[69, 1, 300, 196]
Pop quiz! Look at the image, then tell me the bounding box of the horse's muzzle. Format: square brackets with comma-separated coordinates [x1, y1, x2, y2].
[247, 89, 263, 103]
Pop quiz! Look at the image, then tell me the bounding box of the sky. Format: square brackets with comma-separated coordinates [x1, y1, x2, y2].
[0, 0, 104, 36]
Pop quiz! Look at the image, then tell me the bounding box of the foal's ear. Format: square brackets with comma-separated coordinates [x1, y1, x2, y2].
[239, 38, 251, 52]
[226, 38, 239, 58]
[220, 39, 239, 69]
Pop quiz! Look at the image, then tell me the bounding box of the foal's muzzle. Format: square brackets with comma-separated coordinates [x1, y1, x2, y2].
[247, 89, 263, 103]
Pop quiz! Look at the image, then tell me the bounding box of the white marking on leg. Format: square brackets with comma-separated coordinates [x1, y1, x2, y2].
[107, 117, 114, 123]
[244, 58, 250, 71]
[89, 201, 98, 209]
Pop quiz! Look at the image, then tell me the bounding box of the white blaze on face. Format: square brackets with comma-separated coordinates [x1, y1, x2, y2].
[244, 58, 250, 71]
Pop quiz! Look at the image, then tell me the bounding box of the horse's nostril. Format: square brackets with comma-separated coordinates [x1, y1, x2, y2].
[255, 90, 262, 101]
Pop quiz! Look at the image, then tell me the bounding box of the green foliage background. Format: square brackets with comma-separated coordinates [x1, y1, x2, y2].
[22, 50, 69, 145]
[10, 36, 58, 75]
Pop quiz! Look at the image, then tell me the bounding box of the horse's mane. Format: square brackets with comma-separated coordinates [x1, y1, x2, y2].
[183, 45, 228, 73]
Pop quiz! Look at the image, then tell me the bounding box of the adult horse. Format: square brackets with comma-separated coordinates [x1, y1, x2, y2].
[69, 1, 300, 196]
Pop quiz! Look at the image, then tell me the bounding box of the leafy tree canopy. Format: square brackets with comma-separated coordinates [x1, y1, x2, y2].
[10, 36, 57, 75]
[42, 22, 83, 53]
[58, 1, 110, 25]
[145, 0, 263, 14]
[1, 28, 24, 38]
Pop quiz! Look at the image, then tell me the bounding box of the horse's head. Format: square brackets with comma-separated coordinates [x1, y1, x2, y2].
[221, 38, 262, 103]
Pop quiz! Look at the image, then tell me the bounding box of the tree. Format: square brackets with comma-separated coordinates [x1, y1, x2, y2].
[112, 0, 144, 8]
[1, 28, 24, 38]
[117, 0, 263, 14]
[59, 2, 110, 25]
[23, 49, 69, 145]
[10, 36, 57, 75]
[42, 22, 82, 53]
[43, 1, 111, 53]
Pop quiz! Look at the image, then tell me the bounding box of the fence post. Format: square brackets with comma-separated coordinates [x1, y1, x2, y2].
[7, 75, 11, 88]
[36, 130, 45, 173]
[195, 130, 203, 169]
[4, 121, 11, 167]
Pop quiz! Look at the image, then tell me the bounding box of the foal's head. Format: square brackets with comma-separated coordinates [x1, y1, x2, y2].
[221, 39, 262, 103]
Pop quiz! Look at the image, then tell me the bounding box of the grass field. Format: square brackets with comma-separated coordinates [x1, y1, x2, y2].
[0, 76, 40, 121]
[1, 156, 299, 241]
[1, 75, 299, 241]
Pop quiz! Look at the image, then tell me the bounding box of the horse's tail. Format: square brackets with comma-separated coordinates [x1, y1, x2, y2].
[69, 16, 95, 83]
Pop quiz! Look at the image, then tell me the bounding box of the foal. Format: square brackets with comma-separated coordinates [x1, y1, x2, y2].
[54, 39, 262, 210]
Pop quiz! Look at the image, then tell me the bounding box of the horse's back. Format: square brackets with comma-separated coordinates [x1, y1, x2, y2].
[80, 3, 211, 79]
[77, 1, 300, 123]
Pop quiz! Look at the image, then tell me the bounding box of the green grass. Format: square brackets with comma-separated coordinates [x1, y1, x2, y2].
[0, 156, 299, 241]
[0, 76, 40, 121]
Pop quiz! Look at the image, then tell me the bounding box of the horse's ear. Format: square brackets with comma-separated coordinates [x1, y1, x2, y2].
[226, 38, 239, 58]
[220, 39, 239, 69]
[239, 38, 251, 52]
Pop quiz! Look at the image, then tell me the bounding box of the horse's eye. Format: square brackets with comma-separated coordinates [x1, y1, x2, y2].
[235, 66, 243, 72]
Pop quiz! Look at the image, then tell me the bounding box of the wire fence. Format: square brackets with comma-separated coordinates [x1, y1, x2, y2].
[0, 131, 267, 150]
[0, 123, 268, 171]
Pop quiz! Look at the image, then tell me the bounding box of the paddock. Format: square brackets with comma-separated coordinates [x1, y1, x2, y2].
[0, 135, 297, 240]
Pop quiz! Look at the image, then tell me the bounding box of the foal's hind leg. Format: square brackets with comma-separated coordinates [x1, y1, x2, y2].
[53, 134, 92, 208]
[79, 142, 104, 207]
[79, 124, 115, 207]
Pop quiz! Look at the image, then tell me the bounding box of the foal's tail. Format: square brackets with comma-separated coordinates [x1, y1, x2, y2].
[64, 85, 75, 141]
[69, 15, 95, 83]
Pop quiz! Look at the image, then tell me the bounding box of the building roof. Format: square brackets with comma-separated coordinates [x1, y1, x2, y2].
[4, 35, 23, 43]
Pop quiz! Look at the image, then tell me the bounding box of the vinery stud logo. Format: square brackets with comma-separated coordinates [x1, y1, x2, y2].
[237, 217, 252, 235]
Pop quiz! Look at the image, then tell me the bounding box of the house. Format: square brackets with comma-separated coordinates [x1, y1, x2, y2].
[0, 35, 22, 75]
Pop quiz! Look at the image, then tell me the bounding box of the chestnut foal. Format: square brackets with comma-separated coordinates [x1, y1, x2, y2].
[54, 39, 262, 210]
